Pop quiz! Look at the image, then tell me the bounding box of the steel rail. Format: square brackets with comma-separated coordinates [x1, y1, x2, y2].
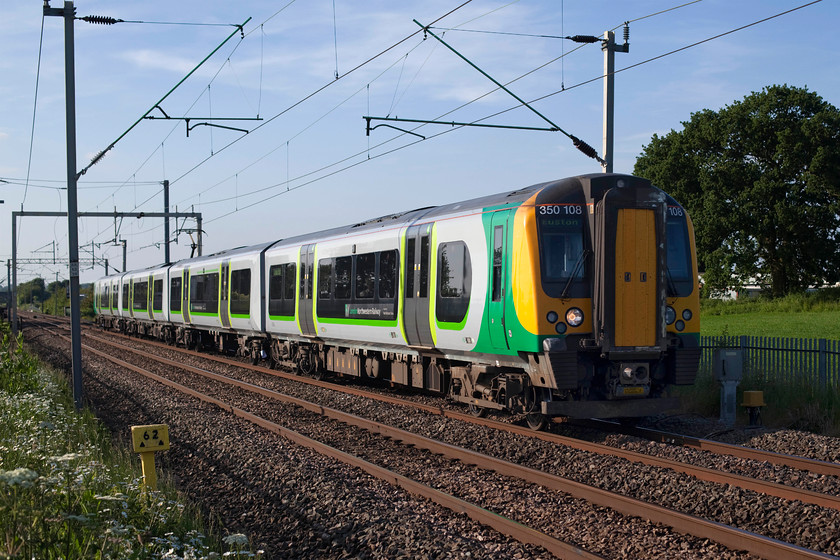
[47, 329, 602, 560]
[25, 315, 840, 506]
[572, 418, 840, 478]
[65, 329, 837, 560]
[75, 325, 840, 512]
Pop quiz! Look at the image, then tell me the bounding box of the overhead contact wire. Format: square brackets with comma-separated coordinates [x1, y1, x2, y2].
[199, 2, 825, 224]
[168, 0, 477, 187]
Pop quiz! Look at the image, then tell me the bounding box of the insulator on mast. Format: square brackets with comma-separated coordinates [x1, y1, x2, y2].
[80, 15, 123, 25]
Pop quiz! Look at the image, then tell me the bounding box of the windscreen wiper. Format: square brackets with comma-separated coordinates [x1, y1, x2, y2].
[560, 249, 590, 299]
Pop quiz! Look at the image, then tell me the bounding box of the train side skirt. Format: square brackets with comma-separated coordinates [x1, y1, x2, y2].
[542, 397, 681, 419]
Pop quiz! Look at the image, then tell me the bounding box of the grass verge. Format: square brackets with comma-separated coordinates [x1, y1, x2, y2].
[693, 289, 840, 434]
[673, 365, 840, 436]
[0, 321, 261, 559]
[700, 288, 840, 339]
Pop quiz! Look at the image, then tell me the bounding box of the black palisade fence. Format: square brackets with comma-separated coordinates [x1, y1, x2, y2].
[700, 336, 840, 388]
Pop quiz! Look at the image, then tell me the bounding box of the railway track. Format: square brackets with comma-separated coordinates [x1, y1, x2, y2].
[571, 418, 840, 478]
[22, 315, 840, 559]
[59, 316, 840, 511]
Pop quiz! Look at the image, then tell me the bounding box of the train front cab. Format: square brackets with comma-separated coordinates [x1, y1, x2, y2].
[528, 174, 700, 419]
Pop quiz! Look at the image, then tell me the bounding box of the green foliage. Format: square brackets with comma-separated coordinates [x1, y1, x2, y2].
[0, 323, 40, 394]
[0, 322, 260, 559]
[12, 280, 96, 319]
[80, 284, 96, 319]
[680, 289, 840, 433]
[700, 289, 840, 339]
[675, 367, 840, 436]
[16, 278, 47, 310]
[701, 311, 840, 340]
[635, 85, 840, 298]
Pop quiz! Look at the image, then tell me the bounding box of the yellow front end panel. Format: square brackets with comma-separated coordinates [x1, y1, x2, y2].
[615, 209, 656, 347]
[511, 196, 593, 336]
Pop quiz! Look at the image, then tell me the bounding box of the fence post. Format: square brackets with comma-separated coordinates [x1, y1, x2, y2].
[740, 335, 749, 374]
[819, 338, 827, 389]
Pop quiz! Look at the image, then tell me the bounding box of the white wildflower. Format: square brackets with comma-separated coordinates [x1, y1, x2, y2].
[105, 525, 130, 537]
[95, 495, 126, 502]
[50, 452, 83, 463]
[223, 533, 249, 547]
[0, 467, 39, 487]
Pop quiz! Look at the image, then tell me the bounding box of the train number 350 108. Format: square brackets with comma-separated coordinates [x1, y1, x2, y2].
[539, 205, 582, 215]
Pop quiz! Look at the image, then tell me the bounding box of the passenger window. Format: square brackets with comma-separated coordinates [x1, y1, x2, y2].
[379, 250, 397, 299]
[190, 272, 219, 314]
[269, 265, 283, 302]
[283, 263, 296, 300]
[133, 281, 148, 310]
[269, 263, 296, 317]
[355, 253, 375, 299]
[170, 278, 182, 312]
[335, 256, 351, 299]
[436, 241, 471, 323]
[153, 279, 163, 312]
[419, 236, 429, 298]
[230, 269, 251, 315]
[405, 239, 415, 299]
[318, 260, 333, 300]
[492, 226, 503, 302]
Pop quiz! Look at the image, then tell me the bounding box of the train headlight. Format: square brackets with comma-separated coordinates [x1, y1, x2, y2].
[665, 306, 676, 325]
[682, 309, 693, 321]
[565, 307, 584, 327]
[675, 320, 685, 332]
[555, 322, 567, 334]
[546, 311, 559, 324]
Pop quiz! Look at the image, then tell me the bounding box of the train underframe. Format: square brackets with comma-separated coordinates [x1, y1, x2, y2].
[98, 315, 693, 429]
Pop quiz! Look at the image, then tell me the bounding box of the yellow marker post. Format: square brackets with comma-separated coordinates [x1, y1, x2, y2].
[130, 424, 170, 490]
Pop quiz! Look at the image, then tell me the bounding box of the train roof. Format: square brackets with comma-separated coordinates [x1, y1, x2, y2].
[266, 177, 561, 249]
[167, 241, 279, 270]
[98, 173, 665, 281]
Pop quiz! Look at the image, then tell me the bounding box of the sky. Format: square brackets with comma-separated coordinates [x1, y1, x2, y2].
[1, 0, 837, 286]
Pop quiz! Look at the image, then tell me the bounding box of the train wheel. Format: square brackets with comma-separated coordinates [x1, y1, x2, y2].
[525, 386, 550, 431]
[298, 356, 314, 376]
[526, 413, 548, 431]
[311, 366, 328, 381]
[250, 344, 260, 366]
[468, 403, 487, 418]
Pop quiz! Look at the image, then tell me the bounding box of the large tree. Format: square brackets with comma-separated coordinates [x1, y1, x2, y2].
[635, 85, 840, 297]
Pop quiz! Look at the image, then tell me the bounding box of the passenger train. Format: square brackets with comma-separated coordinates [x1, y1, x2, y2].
[94, 173, 701, 429]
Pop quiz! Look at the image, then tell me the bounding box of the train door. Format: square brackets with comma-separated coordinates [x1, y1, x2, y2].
[298, 244, 316, 336]
[488, 210, 510, 349]
[182, 269, 191, 324]
[129, 280, 135, 319]
[402, 224, 434, 347]
[614, 208, 656, 347]
[220, 261, 231, 328]
[147, 275, 154, 320]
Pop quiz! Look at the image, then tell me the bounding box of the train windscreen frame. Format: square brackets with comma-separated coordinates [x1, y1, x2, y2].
[666, 207, 694, 297]
[536, 202, 590, 298]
